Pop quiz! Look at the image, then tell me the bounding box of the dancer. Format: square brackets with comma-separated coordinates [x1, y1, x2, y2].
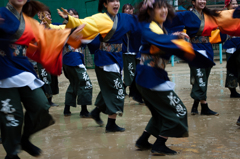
[122, 3, 134, 96]
[223, 0, 240, 98]
[122, 3, 144, 103]
[63, 8, 93, 117]
[58, 0, 142, 132]
[0, 0, 84, 158]
[37, 9, 60, 107]
[223, 0, 240, 125]
[188, 0, 219, 116]
[164, 0, 240, 116]
[134, 0, 216, 155]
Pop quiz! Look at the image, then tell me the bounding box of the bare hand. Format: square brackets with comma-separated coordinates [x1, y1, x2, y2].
[57, 8, 69, 19]
[172, 32, 190, 39]
[40, 19, 50, 28]
[70, 24, 86, 41]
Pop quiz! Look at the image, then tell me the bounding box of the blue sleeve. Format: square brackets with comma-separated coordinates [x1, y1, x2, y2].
[223, 37, 240, 50]
[140, 24, 179, 59]
[0, 7, 20, 41]
[164, 11, 200, 37]
[87, 35, 101, 54]
[124, 14, 142, 35]
[141, 23, 215, 68]
[0, 7, 21, 54]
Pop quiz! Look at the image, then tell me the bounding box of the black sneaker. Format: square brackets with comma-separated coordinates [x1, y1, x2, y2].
[0, 138, 2, 144]
[5, 155, 20, 159]
[200, 103, 219, 116]
[89, 110, 104, 126]
[80, 111, 90, 118]
[236, 116, 240, 126]
[50, 103, 59, 107]
[229, 88, 240, 98]
[21, 139, 42, 157]
[230, 93, 240, 98]
[151, 136, 177, 156]
[105, 125, 125, 133]
[191, 100, 199, 115]
[151, 146, 177, 156]
[191, 107, 199, 115]
[63, 105, 71, 116]
[135, 141, 152, 150]
[201, 109, 219, 116]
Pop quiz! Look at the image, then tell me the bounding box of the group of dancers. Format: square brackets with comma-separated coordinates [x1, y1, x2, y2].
[1, 0, 240, 158]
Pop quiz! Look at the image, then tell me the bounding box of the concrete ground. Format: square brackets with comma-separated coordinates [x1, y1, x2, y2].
[1, 61, 240, 159]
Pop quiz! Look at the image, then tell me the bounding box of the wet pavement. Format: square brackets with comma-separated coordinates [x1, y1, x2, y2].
[1, 61, 240, 159]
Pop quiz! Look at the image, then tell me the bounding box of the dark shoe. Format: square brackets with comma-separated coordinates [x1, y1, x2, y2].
[80, 111, 90, 118]
[105, 118, 125, 133]
[105, 125, 125, 133]
[151, 136, 177, 156]
[48, 97, 58, 106]
[5, 155, 20, 159]
[50, 103, 59, 107]
[21, 138, 42, 157]
[236, 116, 240, 126]
[64, 105, 71, 116]
[0, 137, 2, 144]
[80, 105, 90, 118]
[135, 141, 152, 150]
[151, 147, 177, 156]
[229, 88, 240, 98]
[200, 103, 219, 116]
[191, 100, 199, 115]
[133, 96, 144, 104]
[135, 131, 152, 150]
[89, 108, 104, 126]
[230, 93, 240, 98]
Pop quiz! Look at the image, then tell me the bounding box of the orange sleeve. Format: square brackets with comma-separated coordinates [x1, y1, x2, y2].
[23, 14, 75, 75]
[202, 10, 240, 36]
[215, 10, 240, 36]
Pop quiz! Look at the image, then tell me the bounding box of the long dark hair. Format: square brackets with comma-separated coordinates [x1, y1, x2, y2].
[98, 0, 120, 12]
[192, 0, 220, 17]
[122, 3, 133, 13]
[22, 0, 49, 17]
[137, 0, 175, 22]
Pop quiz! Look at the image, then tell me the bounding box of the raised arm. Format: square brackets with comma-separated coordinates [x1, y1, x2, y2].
[141, 22, 215, 68]
[49, 24, 66, 29]
[164, 11, 201, 37]
[23, 14, 85, 75]
[214, 9, 240, 36]
[65, 13, 114, 43]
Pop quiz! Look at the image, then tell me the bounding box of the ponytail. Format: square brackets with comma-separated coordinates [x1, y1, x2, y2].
[98, 0, 106, 12]
[202, 7, 220, 17]
[22, 0, 49, 17]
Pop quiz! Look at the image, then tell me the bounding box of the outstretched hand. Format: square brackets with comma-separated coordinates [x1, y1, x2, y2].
[57, 7, 69, 19]
[172, 32, 190, 40]
[70, 24, 86, 41]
